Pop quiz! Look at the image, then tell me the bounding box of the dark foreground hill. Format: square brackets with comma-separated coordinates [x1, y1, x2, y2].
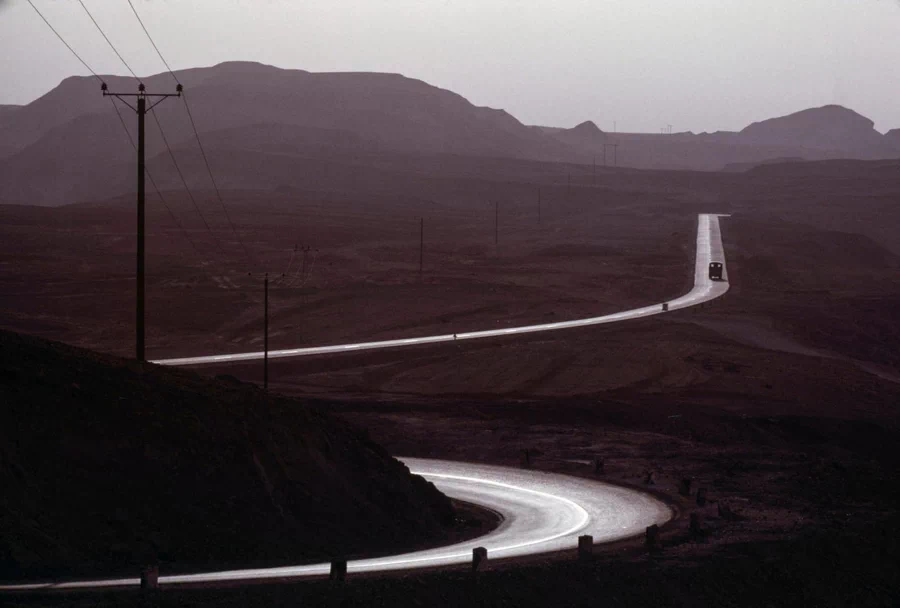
[0, 330, 456, 581]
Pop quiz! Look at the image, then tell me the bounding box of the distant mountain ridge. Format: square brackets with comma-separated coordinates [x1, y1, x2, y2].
[0, 61, 566, 161]
[740, 105, 892, 154]
[885, 128, 900, 150]
[1, 62, 899, 206]
[543, 104, 900, 171]
[0, 61, 575, 205]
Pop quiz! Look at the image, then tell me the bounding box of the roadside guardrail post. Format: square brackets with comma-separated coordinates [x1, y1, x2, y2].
[472, 546, 488, 572]
[578, 535, 593, 561]
[521, 449, 531, 468]
[140, 565, 159, 591]
[330, 558, 347, 583]
[696, 487, 708, 506]
[645, 524, 661, 552]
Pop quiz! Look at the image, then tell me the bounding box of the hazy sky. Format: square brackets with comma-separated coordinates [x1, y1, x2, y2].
[2, 0, 900, 133]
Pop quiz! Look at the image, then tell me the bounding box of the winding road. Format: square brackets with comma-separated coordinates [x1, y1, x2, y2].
[152, 213, 728, 367]
[1, 459, 672, 591]
[1, 213, 728, 593]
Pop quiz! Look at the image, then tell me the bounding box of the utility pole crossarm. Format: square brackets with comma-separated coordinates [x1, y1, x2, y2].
[102, 82, 182, 102]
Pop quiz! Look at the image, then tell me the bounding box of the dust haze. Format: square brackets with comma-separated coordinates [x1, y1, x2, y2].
[1, 1, 899, 606]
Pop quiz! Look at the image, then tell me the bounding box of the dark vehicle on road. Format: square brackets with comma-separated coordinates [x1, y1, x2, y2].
[708, 262, 724, 281]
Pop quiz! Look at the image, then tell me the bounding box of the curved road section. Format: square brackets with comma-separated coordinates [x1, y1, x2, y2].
[153, 213, 729, 366]
[1, 459, 672, 592]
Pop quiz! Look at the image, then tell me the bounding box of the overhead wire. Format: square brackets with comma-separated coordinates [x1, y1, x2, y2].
[149, 107, 225, 253]
[26, 0, 205, 257]
[71, 0, 207, 257]
[109, 96, 201, 256]
[125, 0, 255, 269]
[25, 0, 102, 83]
[274, 245, 298, 284]
[76, 0, 139, 81]
[125, 0, 177, 77]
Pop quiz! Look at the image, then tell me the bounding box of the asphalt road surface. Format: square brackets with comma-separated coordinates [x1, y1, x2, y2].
[153, 213, 728, 366]
[0, 459, 672, 592]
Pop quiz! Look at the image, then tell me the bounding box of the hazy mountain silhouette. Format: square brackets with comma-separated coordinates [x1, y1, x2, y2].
[0, 112, 134, 205]
[739, 105, 894, 156]
[885, 128, 900, 151]
[0, 104, 19, 121]
[548, 121, 608, 149]
[551, 105, 899, 170]
[0, 61, 577, 205]
[0, 61, 566, 160]
[2, 62, 900, 205]
[0, 105, 20, 159]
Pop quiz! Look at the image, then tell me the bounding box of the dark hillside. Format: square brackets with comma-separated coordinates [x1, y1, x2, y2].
[0, 330, 456, 581]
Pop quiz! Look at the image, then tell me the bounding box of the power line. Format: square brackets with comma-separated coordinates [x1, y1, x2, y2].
[126, 0, 178, 81]
[180, 92, 253, 265]
[76, 0, 139, 81]
[109, 96, 200, 256]
[27, 0, 200, 256]
[28, 0, 199, 256]
[74, 0, 209, 258]
[26, 0, 102, 83]
[125, 0, 254, 267]
[149, 106, 224, 253]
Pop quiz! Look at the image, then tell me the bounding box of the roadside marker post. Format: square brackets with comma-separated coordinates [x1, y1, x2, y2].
[578, 535, 594, 561]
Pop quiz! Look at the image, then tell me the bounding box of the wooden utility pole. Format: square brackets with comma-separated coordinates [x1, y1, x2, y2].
[603, 143, 619, 169]
[102, 82, 181, 361]
[264, 273, 269, 391]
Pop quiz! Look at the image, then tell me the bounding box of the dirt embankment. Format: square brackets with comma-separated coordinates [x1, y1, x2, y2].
[0, 330, 465, 581]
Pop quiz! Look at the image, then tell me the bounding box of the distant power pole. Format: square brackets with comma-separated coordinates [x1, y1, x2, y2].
[603, 143, 619, 168]
[264, 273, 269, 391]
[102, 82, 181, 361]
